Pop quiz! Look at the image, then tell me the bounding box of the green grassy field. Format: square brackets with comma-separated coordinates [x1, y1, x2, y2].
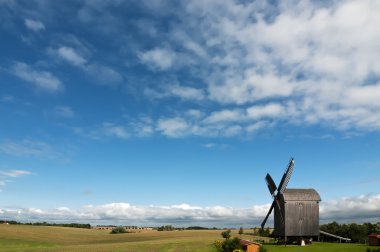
[264, 243, 371, 252]
[0, 225, 374, 252]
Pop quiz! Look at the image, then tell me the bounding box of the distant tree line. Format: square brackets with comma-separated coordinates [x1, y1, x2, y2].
[157, 225, 175, 231]
[156, 225, 219, 231]
[320, 221, 380, 243]
[0, 220, 91, 229]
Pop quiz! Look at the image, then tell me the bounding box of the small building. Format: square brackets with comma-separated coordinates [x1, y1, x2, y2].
[368, 234, 380, 246]
[240, 240, 261, 252]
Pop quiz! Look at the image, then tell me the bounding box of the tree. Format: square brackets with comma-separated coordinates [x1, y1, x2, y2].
[215, 231, 242, 252]
[238, 227, 244, 235]
[221, 230, 231, 240]
[223, 237, 242, 252]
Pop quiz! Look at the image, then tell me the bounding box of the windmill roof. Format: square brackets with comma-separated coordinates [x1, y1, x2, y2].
[282, 188, 321, 201]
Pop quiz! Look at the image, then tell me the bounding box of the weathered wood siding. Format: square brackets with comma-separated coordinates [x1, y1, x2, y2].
[273, 189, 321, 237]
[284, 201, 320, 236]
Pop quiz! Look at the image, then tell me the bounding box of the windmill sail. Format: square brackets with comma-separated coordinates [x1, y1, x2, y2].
[261, 201, 274, 229]
[261, 158, 294, 230]
[265, 173, 277, 196]
[278, 158, 294, 193]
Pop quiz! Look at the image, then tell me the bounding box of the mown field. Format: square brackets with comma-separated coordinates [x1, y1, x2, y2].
[0, 225, 373, 252]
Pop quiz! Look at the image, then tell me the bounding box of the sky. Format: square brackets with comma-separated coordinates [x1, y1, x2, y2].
[1, 0, 380, 227]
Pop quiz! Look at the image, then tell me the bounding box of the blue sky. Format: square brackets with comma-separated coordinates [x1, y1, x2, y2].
[1, 0, 380, 227]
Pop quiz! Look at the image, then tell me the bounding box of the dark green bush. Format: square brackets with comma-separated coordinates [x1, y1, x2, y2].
[110, 226, 128, 234]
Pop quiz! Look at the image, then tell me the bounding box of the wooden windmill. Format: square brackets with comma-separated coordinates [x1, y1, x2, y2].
[261, 159, 321, 243]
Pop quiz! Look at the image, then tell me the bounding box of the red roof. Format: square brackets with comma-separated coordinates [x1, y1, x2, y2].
[368, 234, 380, 239]
[240, 239, 261, 246]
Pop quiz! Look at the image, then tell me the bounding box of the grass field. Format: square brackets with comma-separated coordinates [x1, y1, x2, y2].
[0, 225, 374, 252]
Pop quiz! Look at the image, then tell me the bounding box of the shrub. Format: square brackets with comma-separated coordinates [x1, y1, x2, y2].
[221, 230, 231, 240]
[223, 237, 242, 251]
[110, 226, 128, 234]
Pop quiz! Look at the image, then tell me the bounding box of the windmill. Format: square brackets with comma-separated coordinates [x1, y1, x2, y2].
[261, 158, 321, 243]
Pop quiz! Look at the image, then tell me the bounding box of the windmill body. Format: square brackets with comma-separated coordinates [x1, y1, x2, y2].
[261, 159, 321, 241]
[274, 189, 321, 237]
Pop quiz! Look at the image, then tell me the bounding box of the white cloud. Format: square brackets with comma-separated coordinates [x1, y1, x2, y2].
[57, 46, 87, 66]
[246, 103, 285, 120]
[209, 71, 295, 105]
[79, 117, 156, 140]
[1, 194, 379, 226]
[128, 116, 154, 137]
[203, 109, 243, 124]
[54, 106, 74, 118]
[24, 19, 45, 32]
[49, 42, 122, 86]
[102, 123, 129, 139]
[320, 194, 380, 222]
[85, 63, 123, 86]
[0, 139, 60, 159]
[157, 117, 189, 137]
[145, 84, 205, 101]
[223, 125, 243, 137]
[343, 84, 380, 108]
[246, 121, 267, 133]
[139, 48, 177, 70]
[175, 0, 380, 132]
[0, 169, 32, 192]
[0, 170, 31, 178]
[186, 109, 204, 119]
[169, 85, 205, 101]
[11, 62, 63, 93]
[202, 143, 215, 148]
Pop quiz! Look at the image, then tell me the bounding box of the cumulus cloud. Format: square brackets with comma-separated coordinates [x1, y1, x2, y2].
[145, 84, 205, 101]
[129, 0, 380, 136]
[11, 62, 63, 93]
[11, 0, 380, 139]
[246, 103, 285, 120]
[56, 46, 87, 66]
[173, 0, 380, 132]
[320, 194, 380, 221]
[139, 48, 177, 70]
[1, 194, 379, 226]
[24, 19, 45, 32]
[157, 117, 190, 137]
[203, 109, 243, 124]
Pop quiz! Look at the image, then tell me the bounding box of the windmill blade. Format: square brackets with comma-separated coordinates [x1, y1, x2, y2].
[274, 198, 284, 224]
[261, 201, 275, 229]
[265, 173, 277, 196]
[277, 158, 295, 194]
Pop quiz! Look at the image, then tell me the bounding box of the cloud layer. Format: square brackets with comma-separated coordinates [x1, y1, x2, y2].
[1, 194, 379, 227]
[4, 0, 380, 138]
